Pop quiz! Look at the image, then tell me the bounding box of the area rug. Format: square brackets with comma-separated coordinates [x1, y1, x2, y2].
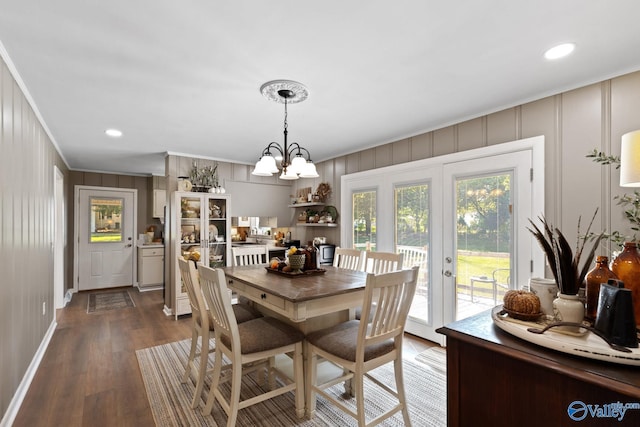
[87, 290, 135, 313]
[415, 346, 447, 375]
[136, 339, 446, 426]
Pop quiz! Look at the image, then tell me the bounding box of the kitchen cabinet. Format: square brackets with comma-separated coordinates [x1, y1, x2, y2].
[152, 189, 166, 218]
[138, 245, 164, 289]
[231, 216, 251, 227]
[288, 202, 338, 227]
[171, 192, 231, 317]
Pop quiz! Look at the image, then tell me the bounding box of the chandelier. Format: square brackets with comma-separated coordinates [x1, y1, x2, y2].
[252, 80, 319, 180]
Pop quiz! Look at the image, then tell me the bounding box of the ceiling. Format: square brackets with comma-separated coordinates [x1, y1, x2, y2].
[1, 1, 640, 177]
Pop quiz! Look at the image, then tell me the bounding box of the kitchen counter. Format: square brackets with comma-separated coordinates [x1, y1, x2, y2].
[137, 243, 164, 247]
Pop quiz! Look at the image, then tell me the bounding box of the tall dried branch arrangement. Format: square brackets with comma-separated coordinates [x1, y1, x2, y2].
[527, 210, 604, 295]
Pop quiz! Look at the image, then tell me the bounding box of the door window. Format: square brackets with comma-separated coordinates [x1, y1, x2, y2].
[353, 190, 377, 251]
[395, 183, 431, 323]
[89, 197, 124, 243]
[455, 173, 512, 320]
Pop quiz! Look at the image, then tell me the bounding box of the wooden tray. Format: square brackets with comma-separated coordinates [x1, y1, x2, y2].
[265, 267, 326, 278]
[491, 305, 640, 366]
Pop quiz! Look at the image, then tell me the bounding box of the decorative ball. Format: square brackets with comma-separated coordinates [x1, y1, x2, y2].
[503, 290, 541, 314]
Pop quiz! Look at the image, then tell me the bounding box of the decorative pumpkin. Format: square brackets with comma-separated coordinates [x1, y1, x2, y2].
[503, 290, 541, 314]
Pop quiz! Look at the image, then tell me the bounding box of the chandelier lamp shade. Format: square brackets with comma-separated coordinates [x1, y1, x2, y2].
[252, 80, 319, 180]
[620, 130, 640, 187]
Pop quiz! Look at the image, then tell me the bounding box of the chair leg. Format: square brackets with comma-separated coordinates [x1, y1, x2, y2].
[203, 347, 224, 416]
[268, 356, 276, 390]
[394, 358, 412, 427]
[305, 343, 318, 419]
[191, 331, 210, 408]
[182, 328, 198, 383]
[293, 342, 305, 418]
[226, 360, 243, 427]
[354, 366, 366, 427]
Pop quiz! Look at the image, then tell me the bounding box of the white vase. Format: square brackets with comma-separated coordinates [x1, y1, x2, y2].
[552, 293, 585, 333]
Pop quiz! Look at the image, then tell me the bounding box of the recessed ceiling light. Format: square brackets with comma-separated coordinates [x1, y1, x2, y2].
[105, 128, 123, 137]
[544, 43, 575, 60]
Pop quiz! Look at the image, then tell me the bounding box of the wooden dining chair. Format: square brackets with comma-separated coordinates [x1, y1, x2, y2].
[198, 265, 305, 425]
[333, 247, 365, 271]
[363, 251, 404, 274]
[305, 266, 419, 427]
[355, 251, 405, 321]
[231, 245, 269, 266]
[177, 258, 261, 409]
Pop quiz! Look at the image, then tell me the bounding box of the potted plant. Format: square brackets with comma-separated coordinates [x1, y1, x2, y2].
[586, 149, 640, 249]
[527, 211, 604, 324]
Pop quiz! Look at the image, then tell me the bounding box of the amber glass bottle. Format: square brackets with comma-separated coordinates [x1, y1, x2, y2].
[610, 242, 640, 326]
[584, 256, 617, 320]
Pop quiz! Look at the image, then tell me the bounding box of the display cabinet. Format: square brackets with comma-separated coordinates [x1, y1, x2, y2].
[171, 191, 231, 317]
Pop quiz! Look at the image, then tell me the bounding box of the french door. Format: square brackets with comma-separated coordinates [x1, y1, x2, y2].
[442, 150, 534, 326]
[342, 137, 544, 343]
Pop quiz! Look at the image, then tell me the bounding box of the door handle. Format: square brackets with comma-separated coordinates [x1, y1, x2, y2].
[444, 270, 452, 277]
[125, 243, 132, 248]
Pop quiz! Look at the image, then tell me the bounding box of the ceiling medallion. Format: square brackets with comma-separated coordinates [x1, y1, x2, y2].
[260, 80, 309, 104]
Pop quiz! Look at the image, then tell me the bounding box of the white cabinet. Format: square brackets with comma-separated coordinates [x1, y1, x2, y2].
[153, 189, 166, 218]
[138, 246, 164, 289]
[171, 192, 231, 317]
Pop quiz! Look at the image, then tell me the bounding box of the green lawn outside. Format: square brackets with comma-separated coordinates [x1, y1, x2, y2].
[90, 233, 122, 242]
[457, 253, 510, 289]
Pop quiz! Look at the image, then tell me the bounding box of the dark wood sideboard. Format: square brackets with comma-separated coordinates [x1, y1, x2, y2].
[437, 312, 640, 427]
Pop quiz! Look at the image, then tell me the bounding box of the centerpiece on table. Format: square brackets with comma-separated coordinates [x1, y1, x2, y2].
[287, 247, 307, 274]
[268, 246, 308, 274]
[527, 211, 604, 328]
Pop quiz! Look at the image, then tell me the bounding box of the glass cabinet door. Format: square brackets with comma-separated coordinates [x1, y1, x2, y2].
[207, 197, 228, 268]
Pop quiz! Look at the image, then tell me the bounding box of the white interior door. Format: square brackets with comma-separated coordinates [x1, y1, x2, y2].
[76, 187, 136, 291]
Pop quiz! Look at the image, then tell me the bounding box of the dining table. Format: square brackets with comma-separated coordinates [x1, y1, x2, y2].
[222, 264, 368, 333]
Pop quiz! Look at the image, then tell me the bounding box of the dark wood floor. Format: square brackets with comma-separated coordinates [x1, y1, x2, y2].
[13, 287, 436, 426]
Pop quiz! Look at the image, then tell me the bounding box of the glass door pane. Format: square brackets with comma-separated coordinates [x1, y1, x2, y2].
[353, 190, 377, 252]
[89, 197, 123, 243]
[395, 183, 430, 324]
[455, 173, 512, 320]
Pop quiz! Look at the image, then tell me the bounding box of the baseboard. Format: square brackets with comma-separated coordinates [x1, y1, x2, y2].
[163, 305, 173, 316]
[63, 288, 74, 307]
[0, 319, 57, 427]
[138, 285, 163, 292]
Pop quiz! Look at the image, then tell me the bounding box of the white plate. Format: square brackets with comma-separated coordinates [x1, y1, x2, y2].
[491, 305, 640, 366]
[208, 224, 218, 239]
[178, 179, 192, 192]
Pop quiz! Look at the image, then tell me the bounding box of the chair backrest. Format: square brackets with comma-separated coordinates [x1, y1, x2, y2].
[357, 267, 419, 357]
[363, 251, 404, 274]
[198, 265, 240, 350]
[232, 245, 269, 266]
[177, 257, 208, 328]
[333, 247, 364, 271]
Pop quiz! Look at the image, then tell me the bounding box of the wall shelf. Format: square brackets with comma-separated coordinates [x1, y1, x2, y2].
[288, 202, 325, 208]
